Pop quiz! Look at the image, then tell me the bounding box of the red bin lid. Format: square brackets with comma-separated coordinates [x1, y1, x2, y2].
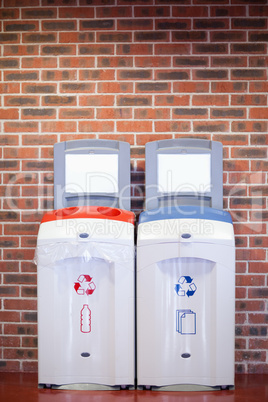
[41, 206, 135, 225]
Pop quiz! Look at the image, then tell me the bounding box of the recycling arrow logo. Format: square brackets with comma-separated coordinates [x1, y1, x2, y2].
[74, 274, 96, 296]
[175, 276, 197, 298]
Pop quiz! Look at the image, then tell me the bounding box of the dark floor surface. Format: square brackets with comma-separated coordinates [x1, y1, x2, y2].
[0, 373, 267, 402]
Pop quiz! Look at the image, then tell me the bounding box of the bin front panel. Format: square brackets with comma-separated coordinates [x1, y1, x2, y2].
[38, 255, 134, 386]
[137, 255, 235, 387]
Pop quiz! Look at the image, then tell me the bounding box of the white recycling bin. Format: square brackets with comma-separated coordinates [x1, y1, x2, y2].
[36, 206, 135, 390]
[137, 206, 235, 391]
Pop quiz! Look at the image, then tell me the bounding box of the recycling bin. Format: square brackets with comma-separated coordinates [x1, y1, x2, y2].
[36, 206, 135, 390]
[137, 206, 235, 391]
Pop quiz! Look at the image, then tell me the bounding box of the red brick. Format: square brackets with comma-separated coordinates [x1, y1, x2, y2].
[173, 108, 208, 119]
[212, 82, 247, 93]
[41, 121, 77, 133]
[232, 95, 267, 106]
[60, 57, 95, 69]
[79, 44, 115, 56]
[117, 121, 152, 133]
[192, 95, 228, 106]
[99, 32, 132, 43]
[79, 121, 114, 133]
[213, 134, 248, 145]
[0, 360, 20, 371]
[174, 82, 209, 93]
[79, 69, 115, 81]
[211, 108, 246, 119]
[117, 44, 153, 56]
[97, 108, 132, 120]
[0, 83, 20, 94]
[212, 56, 247, 68]
[41, 44, 76, 56]
[249, 108, 268, 120]
[251, 160, 268, 171]
[22, 135, 57, 146]
[60, 82, 95, 93]
[173, 6, 208, 17]
[232, 69, 267, 81]
[248, 288, 268, 299]
[79, 95, 115, 107]
[59, 7, 94, 19]
[236, 351, 266, 363]
[0, 8, 20, 19]
[155, 95, 190, 106]
[22, 33, 57, 44]
[155, 44, 190, 55]
[0, 286, 20, 297]
[194, 18, 229, 30]
[59, 32, 95, 44]
[4, 45, 39, 56]
[97, 6, 132, 18]
[4, 96, 40, 107]
[155, 19, 190, 31]
[117, 95, 152, 107]
[3, 173, 38, 185]
[249, 56, 268, 68]
[0, 58, 19, 69]
[4, 248, 35, 260]
[59, 108, 94, 119]
[134, 108, 170, 120]
[232, 18, 267, 30]
[155, 121, 191, 133]
[4, 148, 38, 159]
[249, 262, 268, 274]
[42, 70, 77, 81]
[0, 336, 20, 348]
[0, 310, 20, 322]
[3, 20, 39, 32]
[249, 6, 268, 17]
[42, 95, 76, 107]
[0, 109, 19, 119]
[249, 339, 268, 350]
[234, 222, 266, 235]
[236, 274, 265, 286]
[21, 108, 56, 120]
[22, 361, 38, 372]
[97, 82, 133, 93]
[136, 82, 170, 93]
[98, 56, 133, 68]
[232, 121, 267, 133]
[229, 172, 264, 184]
[211, 6, 246, 17]
[117, 19, 153, 31]
[21, 8, 56, 19]
[235, 313, 247, 325]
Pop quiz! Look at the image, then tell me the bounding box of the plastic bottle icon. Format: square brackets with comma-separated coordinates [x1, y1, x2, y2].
[80, 304, 91, 333]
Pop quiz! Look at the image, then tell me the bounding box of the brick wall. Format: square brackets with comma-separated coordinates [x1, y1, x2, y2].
[0, 0, 267, 374]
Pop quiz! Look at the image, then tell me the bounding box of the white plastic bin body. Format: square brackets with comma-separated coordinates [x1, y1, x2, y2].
[36, 206, 135, 388]
[137, 206, 235, 390]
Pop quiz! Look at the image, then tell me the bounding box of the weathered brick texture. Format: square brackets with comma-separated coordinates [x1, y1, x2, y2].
[0, 0, 267, 375]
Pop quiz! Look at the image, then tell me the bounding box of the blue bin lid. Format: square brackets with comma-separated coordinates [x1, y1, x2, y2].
[139, 206, 233, 225]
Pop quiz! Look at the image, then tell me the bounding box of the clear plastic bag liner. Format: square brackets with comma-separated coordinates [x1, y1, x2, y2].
[34, 241, 134, 267]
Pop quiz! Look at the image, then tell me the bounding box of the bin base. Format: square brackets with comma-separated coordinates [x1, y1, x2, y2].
[39, 383, 129, 391]
[138, 384, 235, 392]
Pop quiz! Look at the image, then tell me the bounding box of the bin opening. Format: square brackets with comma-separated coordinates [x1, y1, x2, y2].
[97, 207, 121, 217]
[55, 207, 79, 217]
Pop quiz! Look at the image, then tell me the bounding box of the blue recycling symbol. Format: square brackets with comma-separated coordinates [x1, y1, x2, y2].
[175, 276, 197, 298]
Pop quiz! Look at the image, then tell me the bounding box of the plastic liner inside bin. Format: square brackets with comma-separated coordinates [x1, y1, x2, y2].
[34, 241, 134, 267]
